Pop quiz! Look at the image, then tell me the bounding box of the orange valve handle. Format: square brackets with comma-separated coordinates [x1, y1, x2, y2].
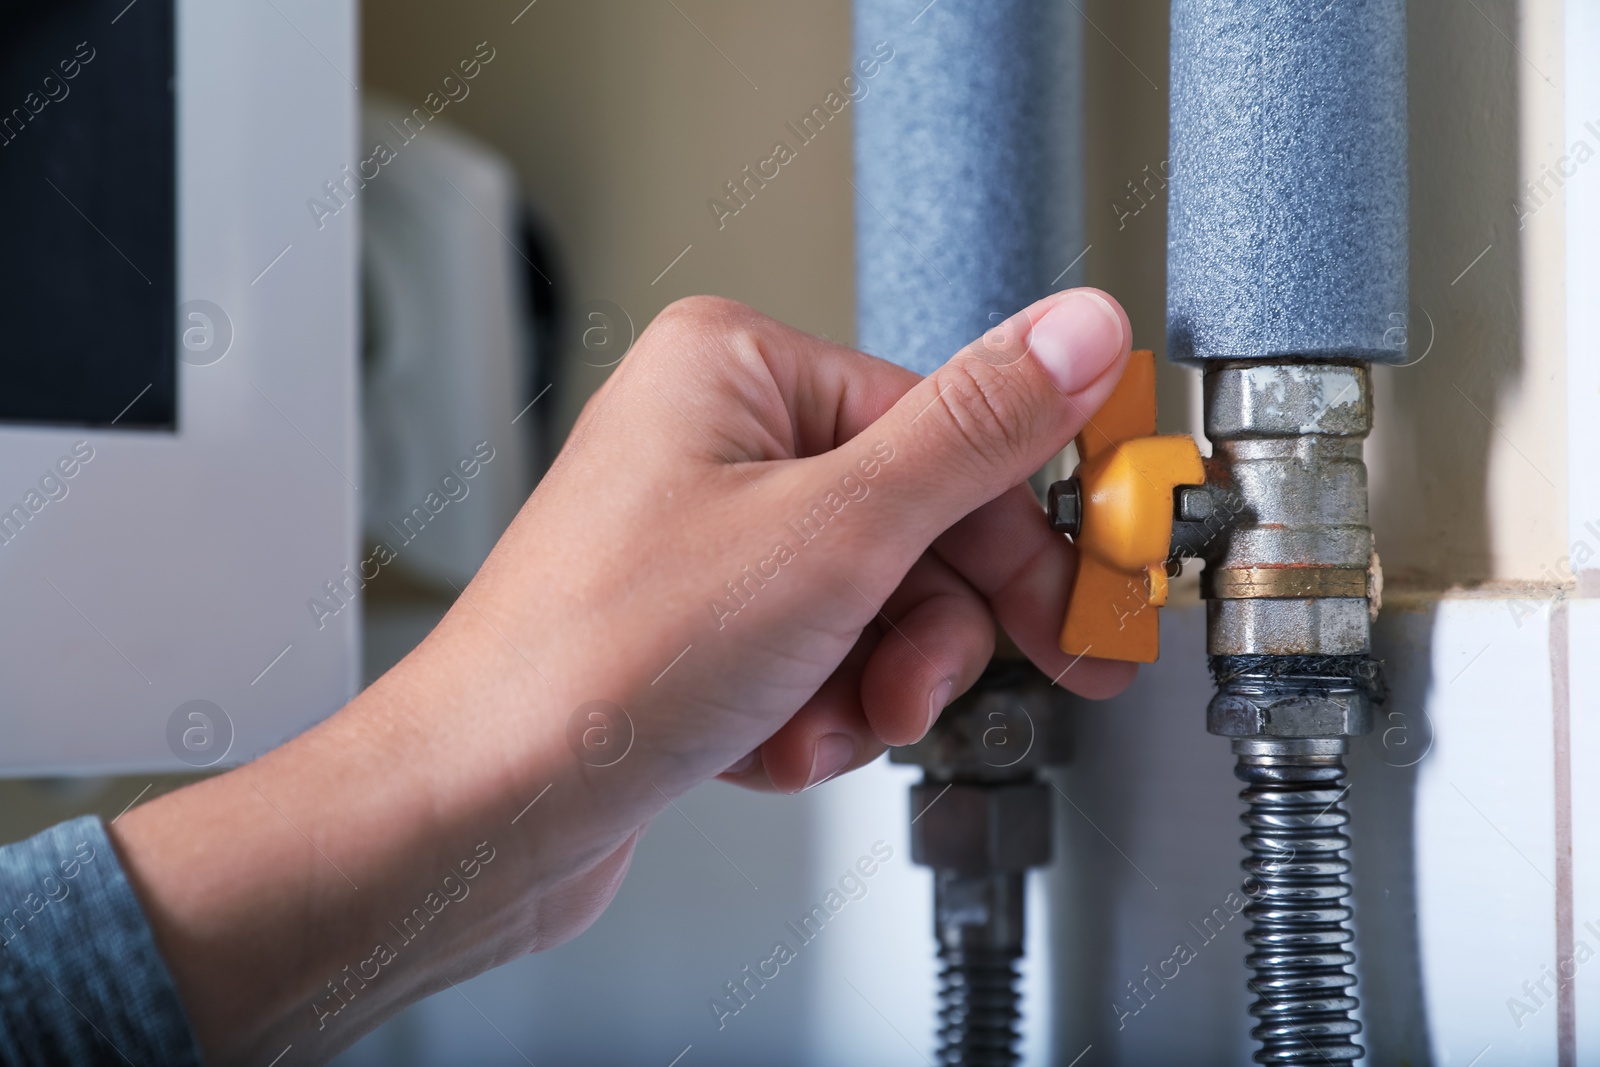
[1057, 350, 1202, 663]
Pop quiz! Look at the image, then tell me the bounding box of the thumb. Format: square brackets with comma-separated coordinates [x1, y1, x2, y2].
[860, 287, 1132, 540]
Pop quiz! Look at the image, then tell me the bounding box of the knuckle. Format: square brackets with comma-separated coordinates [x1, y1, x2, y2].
[645, 296, 769, 370]
[930, 359, 1035, 469]
[645, 297, 783, 385]
[654, 294, 749, 336]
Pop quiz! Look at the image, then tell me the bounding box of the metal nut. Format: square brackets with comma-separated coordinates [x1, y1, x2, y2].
[1204, 363, 1372, 439]
[908, 781, 1052, 874]
[1047, 478, 1081, 538]
[1176, 485, 1214, 522]
[889, 662, 1071, 777]
[1207, 687, 1373, 738]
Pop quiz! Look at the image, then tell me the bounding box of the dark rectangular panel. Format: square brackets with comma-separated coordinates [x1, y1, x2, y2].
[0, 0, 176, 428]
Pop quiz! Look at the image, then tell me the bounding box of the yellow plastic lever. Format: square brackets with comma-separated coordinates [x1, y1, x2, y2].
[1059, 350, 1203, 664]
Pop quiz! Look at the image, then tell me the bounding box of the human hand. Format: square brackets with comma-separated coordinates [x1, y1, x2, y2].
[459, 287, 1137, 799]
[110, 287, 1138, 1063]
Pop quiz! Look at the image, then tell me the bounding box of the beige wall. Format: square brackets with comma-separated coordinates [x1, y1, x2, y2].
[364, 0, 858, 440]
[366, 0, 1570, 592]
[1368, 0, 1568, 590]
[1078, 0, 1180, 430]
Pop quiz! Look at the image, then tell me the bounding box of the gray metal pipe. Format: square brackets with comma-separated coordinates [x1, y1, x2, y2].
[854, 0, 1081, 375]
[1168, 5, 1407, 1062]
[1167, 0, 1409, 364]
[854, 12, 1083, 1063]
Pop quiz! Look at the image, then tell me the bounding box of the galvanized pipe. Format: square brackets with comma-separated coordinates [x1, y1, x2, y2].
[854, 5, 1083, 1064]
[1201, 363, 1377, 659]
[1167, 2, 1405, 1061]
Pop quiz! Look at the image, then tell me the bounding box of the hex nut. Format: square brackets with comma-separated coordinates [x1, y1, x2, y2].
[1207, 688, 1374, 738]
[1204, 363, 1372, 439]
[890, 664, 1071, 777]
[909, 780, 1052, 874]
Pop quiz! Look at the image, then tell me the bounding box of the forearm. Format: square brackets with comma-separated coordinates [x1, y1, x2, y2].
[107, 622, 598, 1063]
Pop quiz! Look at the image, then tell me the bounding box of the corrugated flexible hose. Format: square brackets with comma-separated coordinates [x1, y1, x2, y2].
[936, 946, 1023, 1066]
[1235, 742, 1363, 1064]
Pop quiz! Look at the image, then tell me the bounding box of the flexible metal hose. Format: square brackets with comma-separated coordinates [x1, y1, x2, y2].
[1235, 739, 1363, 1064]
[903, 671, 1064, 1067]
[929, 868, 1028, 1067]
[936, 947, 1023, 1066]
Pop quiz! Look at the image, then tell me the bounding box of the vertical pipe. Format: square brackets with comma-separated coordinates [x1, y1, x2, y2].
[853, 8, 1083, 1063]
[1167, 1, 1407, 1062]
[854, 0, 1081, 373]
[1167, 0, 1408, 364]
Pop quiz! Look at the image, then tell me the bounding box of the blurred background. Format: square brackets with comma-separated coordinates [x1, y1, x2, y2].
[0, 0, 1575, 1063]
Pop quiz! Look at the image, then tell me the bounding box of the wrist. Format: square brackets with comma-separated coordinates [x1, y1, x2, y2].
[110, 636, 574, 1062]
[417, 565, 726, 820]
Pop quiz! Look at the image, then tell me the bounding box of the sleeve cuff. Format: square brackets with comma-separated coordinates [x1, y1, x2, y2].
[0, 815, 204, 1065]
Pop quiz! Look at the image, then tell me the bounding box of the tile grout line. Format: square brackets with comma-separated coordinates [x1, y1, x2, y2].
[1553, 599, 1576, 1067]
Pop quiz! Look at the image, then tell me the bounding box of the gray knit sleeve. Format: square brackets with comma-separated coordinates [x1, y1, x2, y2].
[0, 815, 203, 1065]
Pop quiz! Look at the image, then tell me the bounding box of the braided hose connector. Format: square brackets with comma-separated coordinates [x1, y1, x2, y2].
[1234, 738, 1363, 1064]
[936, 947, 1023, 1066]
